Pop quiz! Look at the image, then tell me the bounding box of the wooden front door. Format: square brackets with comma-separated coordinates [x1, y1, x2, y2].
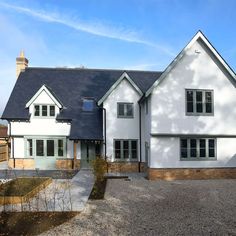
[81, 141, 96, 169]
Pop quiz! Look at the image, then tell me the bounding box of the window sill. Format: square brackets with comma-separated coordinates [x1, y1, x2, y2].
[185, 113, 214, 117]
[180, 158, 217, 161]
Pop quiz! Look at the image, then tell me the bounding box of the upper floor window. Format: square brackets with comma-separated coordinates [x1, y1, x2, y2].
[82, 99, 94, 112]
[34, 105, 56, 117]
[186, 89, 213, 115]
[117, 103, 134, 118]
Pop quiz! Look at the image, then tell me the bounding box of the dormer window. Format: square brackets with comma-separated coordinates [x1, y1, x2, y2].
[82, 99, 94, 112]
[34, 105, 56, 117]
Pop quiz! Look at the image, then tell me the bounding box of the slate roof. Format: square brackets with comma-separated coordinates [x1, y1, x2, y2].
[1, 67, 162, 139]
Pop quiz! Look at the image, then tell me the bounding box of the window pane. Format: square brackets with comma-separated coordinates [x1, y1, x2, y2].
[205, 103, 212, 113]
[131, 141, 137, 159]
[34, 105, 40, 116]
[209, 139, 215, 148]
[131, 141, 137, 149]
[118, 104, 125, 116]
[205, 92, 212, 103]
[115, 149, 121, 159]
[181, 149, 188, 158]
[36, 140, 44, 156]
[115, 141, 121, 159]
[58, 140, 64, 156]
[123, 150, 129, 159]
[27, 139, 33, 156]
[126, 104, 133, 117]
[181, 139, 187, 148]
[190, 139, 197, 157]
[187, 102, 194, 113]
[181, 139, 188, 158]
[200, 139, 206, 157]
[187, 91, 193, 101]
[123, 140, 129, 149]
[115, 141, 120, 149]
[196, 91, 202, 102]
[50, 106, 55, 116]
[208, 139, 215, 158]
[132, 150, 137, 159]
[47, 140, 54, 156]
[42, 105, 47, 116]
[82, 99, 94, 111]
[123, 140, 129, 159]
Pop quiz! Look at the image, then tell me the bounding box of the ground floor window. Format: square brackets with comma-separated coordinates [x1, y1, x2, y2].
[25, 137, 66, 158]
[180, 138, 216, 160]
[114, 139, 138, 161]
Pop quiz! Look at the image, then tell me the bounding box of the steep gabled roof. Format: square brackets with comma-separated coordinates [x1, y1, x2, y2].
[25, 84, 63, 108]
[1, 68, 162, 139]
[146, 30, 236, 97]
[98, 72, 143, 106]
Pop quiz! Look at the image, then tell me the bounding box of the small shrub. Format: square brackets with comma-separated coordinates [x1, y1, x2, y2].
[91, 157, 107, 182]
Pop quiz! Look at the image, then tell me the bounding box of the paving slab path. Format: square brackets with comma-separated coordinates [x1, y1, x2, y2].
[0, 169, 94, 212]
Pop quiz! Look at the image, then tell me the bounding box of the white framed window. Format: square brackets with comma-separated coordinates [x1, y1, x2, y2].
[180, 138, 216, 160]
[186, 89, 214, 116]
[114, 139, 138, 161]
[34, 105, 56, 117]
[25, 137, 66, 158]
[117, 103, 134, 118]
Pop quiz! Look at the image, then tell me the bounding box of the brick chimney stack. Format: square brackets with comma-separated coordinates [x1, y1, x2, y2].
[16, 50, 28, 79]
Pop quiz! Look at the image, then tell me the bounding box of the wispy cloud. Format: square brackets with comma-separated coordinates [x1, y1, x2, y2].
[0, 2, 175, 56]
[123, 63, 163, 70]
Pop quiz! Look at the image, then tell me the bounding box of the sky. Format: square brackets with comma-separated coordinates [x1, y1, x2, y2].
[0, 0, 236, 123]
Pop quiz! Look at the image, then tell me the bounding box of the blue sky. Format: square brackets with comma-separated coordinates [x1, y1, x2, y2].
[0, 0, 236, 122]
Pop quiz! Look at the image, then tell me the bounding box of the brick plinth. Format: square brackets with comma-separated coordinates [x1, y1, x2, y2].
[8, 158, 35, 169]
[148, 168, 236, 180]
[56, 159, 80, 170]
[107, 162, 146, 173]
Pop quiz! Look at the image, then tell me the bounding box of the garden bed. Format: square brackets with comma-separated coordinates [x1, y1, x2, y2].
[0, 212, 78, 236]
[0, 177, 52, 205]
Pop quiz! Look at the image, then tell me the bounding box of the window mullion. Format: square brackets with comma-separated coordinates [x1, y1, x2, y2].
[193, 91, 196, 114]
[203, 92, 206, 114]
[121, 140, 124, 160]
[44, 139, 46, 157]
[206, 138, 209, 158]
[197, 139, 200, 159]
[129, 140, 131, 161]
[187, 139, 190, 158]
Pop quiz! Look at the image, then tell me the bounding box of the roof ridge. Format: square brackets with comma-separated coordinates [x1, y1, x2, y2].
[25, 67, 163, 73]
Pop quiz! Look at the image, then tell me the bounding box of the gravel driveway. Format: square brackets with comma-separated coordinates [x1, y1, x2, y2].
[41, 178, 236, 236]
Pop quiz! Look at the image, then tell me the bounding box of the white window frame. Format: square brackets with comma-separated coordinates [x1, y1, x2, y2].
[33, 104, 56, 118]
[180, 137, 217, 160]
[185, 89, 214, 116]
[117, 103, 134, 118]
[114, 139, 138, 161]
[25, 137, 66, 158]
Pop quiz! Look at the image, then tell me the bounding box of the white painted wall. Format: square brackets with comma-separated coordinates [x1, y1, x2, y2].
[13, 137, 24, 158]
[141, 97, 151, 163]
[150, 39, 236, 135]
[11, 90, 71, 136]
[103, 79, 141, 161]
[150, 137, 236, 168]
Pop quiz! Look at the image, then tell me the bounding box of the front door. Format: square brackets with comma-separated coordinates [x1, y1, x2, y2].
[81, 141, 96, 169]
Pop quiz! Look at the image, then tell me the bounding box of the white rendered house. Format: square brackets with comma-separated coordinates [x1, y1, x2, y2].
[2, 31, 236, 180]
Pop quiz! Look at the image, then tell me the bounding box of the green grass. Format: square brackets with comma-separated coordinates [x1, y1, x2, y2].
[0, 177, 51, 196]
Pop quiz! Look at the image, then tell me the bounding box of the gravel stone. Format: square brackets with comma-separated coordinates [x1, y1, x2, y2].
[40, 178, 236, 236]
